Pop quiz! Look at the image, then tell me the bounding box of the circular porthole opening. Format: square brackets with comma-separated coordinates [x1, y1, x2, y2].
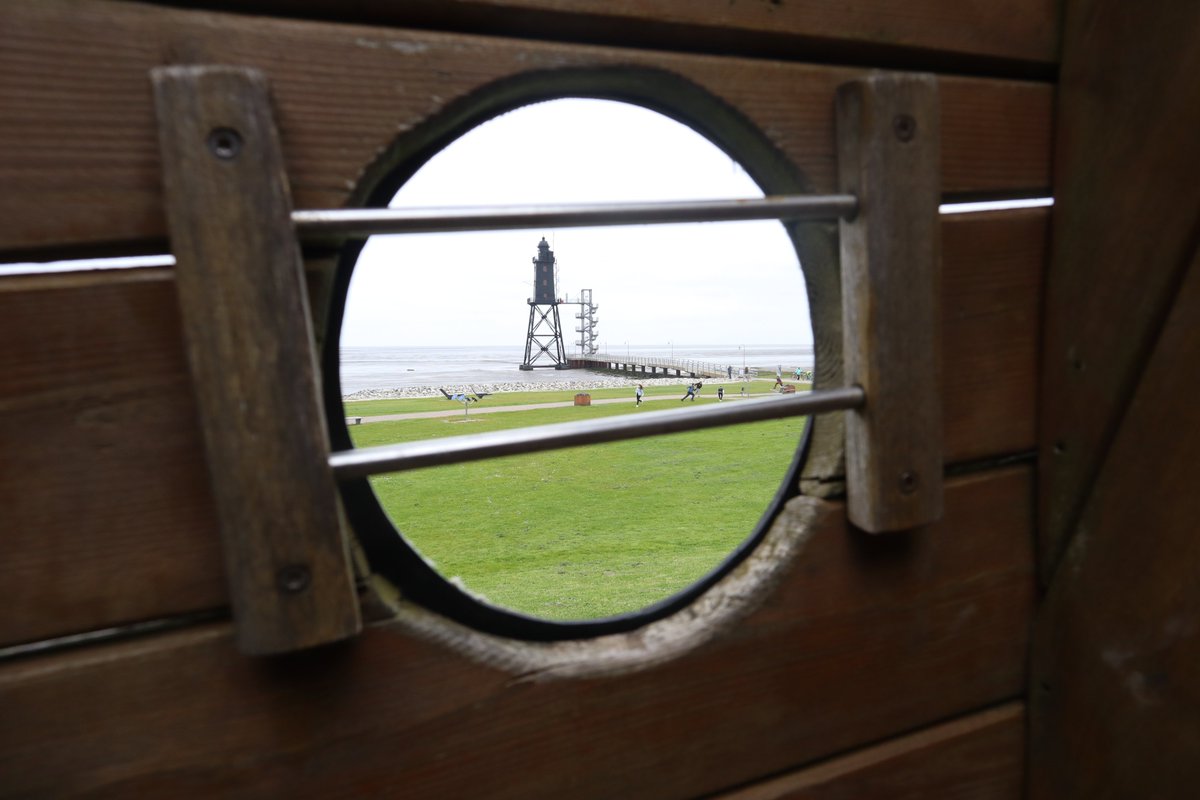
[325, 88, 821, 640]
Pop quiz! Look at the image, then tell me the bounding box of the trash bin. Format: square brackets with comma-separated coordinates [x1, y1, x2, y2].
[574, 392, 591, 406]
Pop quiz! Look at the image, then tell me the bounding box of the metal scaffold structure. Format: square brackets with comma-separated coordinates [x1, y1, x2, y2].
[570, 288, 600, 355]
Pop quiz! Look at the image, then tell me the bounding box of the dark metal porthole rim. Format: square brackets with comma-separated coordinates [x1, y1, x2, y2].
[321, 65, 831, 642]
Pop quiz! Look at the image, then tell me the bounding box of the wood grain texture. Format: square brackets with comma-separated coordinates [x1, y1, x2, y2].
[1036, 0, 1200, 582]
[941, 208, 1045, 464]
[837, 74, 942, 532]
[717, 702, 1024, 799]
[163, 0, 1061, 69]
[0, 0, 1052, 257]
[154, 66, 359, 653]
[1029, 243, 1200, 798]
[0, 269, 227, 647]
[0, 209, 1044, 648]
[0, 468, 1034, 798]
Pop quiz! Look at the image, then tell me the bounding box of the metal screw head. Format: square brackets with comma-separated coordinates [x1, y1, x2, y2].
[207, 127, 243, 160]
[277, 564, 311, 594]
[893, 114, 917, 142]
[898, 470, 919, 495]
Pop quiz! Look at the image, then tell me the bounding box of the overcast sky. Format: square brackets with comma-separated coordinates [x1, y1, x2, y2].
[340, 99, 811, 350]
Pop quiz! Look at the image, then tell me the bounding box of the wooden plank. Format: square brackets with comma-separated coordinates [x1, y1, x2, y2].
[157, 0, 1061, 70]
[941, 208, 1045, 464]
[0, 269, 228, 648]
[0, 209, 1043, 647]
[837, 74, 942, 532]
[152, 66, 359, 654]
[0, 0, 1052, 257]
[716, 703, 1024, 799]
[1030, 241, 1200, 798]
[1036, 0, 1200, 582]
[0, 467, 1034, 798]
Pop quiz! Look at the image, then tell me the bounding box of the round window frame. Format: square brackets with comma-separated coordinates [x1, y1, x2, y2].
[321, 67, 846, 642]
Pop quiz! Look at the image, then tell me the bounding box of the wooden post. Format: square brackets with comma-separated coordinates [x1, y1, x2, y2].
[152, 66, 361, 654]
[836, 74, 943, 533]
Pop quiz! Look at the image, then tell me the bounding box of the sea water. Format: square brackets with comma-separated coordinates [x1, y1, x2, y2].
[337, 344, 814, 395]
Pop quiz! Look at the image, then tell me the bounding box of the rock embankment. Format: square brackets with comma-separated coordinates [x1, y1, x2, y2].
[344, 375, 725, 401]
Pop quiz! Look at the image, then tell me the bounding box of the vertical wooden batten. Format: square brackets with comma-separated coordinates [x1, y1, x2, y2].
[152, 66, 360, 655]
[836, 74, 944, 533]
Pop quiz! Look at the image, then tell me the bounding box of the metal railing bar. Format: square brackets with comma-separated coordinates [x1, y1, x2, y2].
[293, 194, 858, 238]
[329, 386, 864, 480]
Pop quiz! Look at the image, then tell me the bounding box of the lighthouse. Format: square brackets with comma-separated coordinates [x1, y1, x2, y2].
[519, 237, 569, 370]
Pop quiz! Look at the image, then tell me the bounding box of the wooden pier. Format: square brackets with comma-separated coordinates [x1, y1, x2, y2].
[568, 353, 756, 379]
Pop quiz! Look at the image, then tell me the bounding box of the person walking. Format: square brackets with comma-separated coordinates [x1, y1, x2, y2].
[635, 383, 644, 407]
[717, 386, 724, 401]
[727, 365, 733, 379]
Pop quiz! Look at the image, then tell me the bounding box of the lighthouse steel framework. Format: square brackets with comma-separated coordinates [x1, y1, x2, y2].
[520, 238, 569, 370]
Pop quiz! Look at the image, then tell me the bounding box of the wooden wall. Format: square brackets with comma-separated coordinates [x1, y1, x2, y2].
[1029, 0, 1200, 797]
[0, 0, 1059, 796]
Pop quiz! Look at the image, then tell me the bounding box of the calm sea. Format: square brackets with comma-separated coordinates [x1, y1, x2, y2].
[337, 344, 815, 394]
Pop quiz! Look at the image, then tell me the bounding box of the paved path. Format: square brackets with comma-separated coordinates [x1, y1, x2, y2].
[348, 391, 780, 424]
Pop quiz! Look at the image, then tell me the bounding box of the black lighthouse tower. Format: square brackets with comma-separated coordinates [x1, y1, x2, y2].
[520, 237, 569, 370]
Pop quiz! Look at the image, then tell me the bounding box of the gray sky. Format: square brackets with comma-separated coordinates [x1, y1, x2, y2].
[340, 99, 811, 350]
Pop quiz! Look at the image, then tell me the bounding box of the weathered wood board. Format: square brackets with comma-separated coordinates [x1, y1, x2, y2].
[0, 0, 1051, 258]
[153, 65, 360, 654]
[189, 0, 1061, 69]
[1030, 243, 1200, 798]
[1036, 0, 1200, 582]
[1, 468, 1034, 798]
[0, 270, 226, 646]
[837, 74, 943, 531]
[0, 209, 1043, 648]
[941, 208, 1045, 464]
[719, 702, 1024, 799]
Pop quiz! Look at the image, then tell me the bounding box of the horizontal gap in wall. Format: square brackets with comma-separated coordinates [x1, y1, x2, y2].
[805, 450, 1035, 495]
[0, 609, 231, 664]
[944, 450, 1037, 477]
[941, 197, 1053, 215]
[0, 254, 175, 277]
[940, 187, 1054, 206]
[1, 198, 1050, 276]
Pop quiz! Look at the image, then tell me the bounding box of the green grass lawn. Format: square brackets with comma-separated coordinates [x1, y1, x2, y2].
[344, 378, 804, 416]
[349, 395, 806, 620]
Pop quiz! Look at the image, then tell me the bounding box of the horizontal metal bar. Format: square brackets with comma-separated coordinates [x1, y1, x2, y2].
[293, 194, 858, 238]
[329, 386, 864, 480]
